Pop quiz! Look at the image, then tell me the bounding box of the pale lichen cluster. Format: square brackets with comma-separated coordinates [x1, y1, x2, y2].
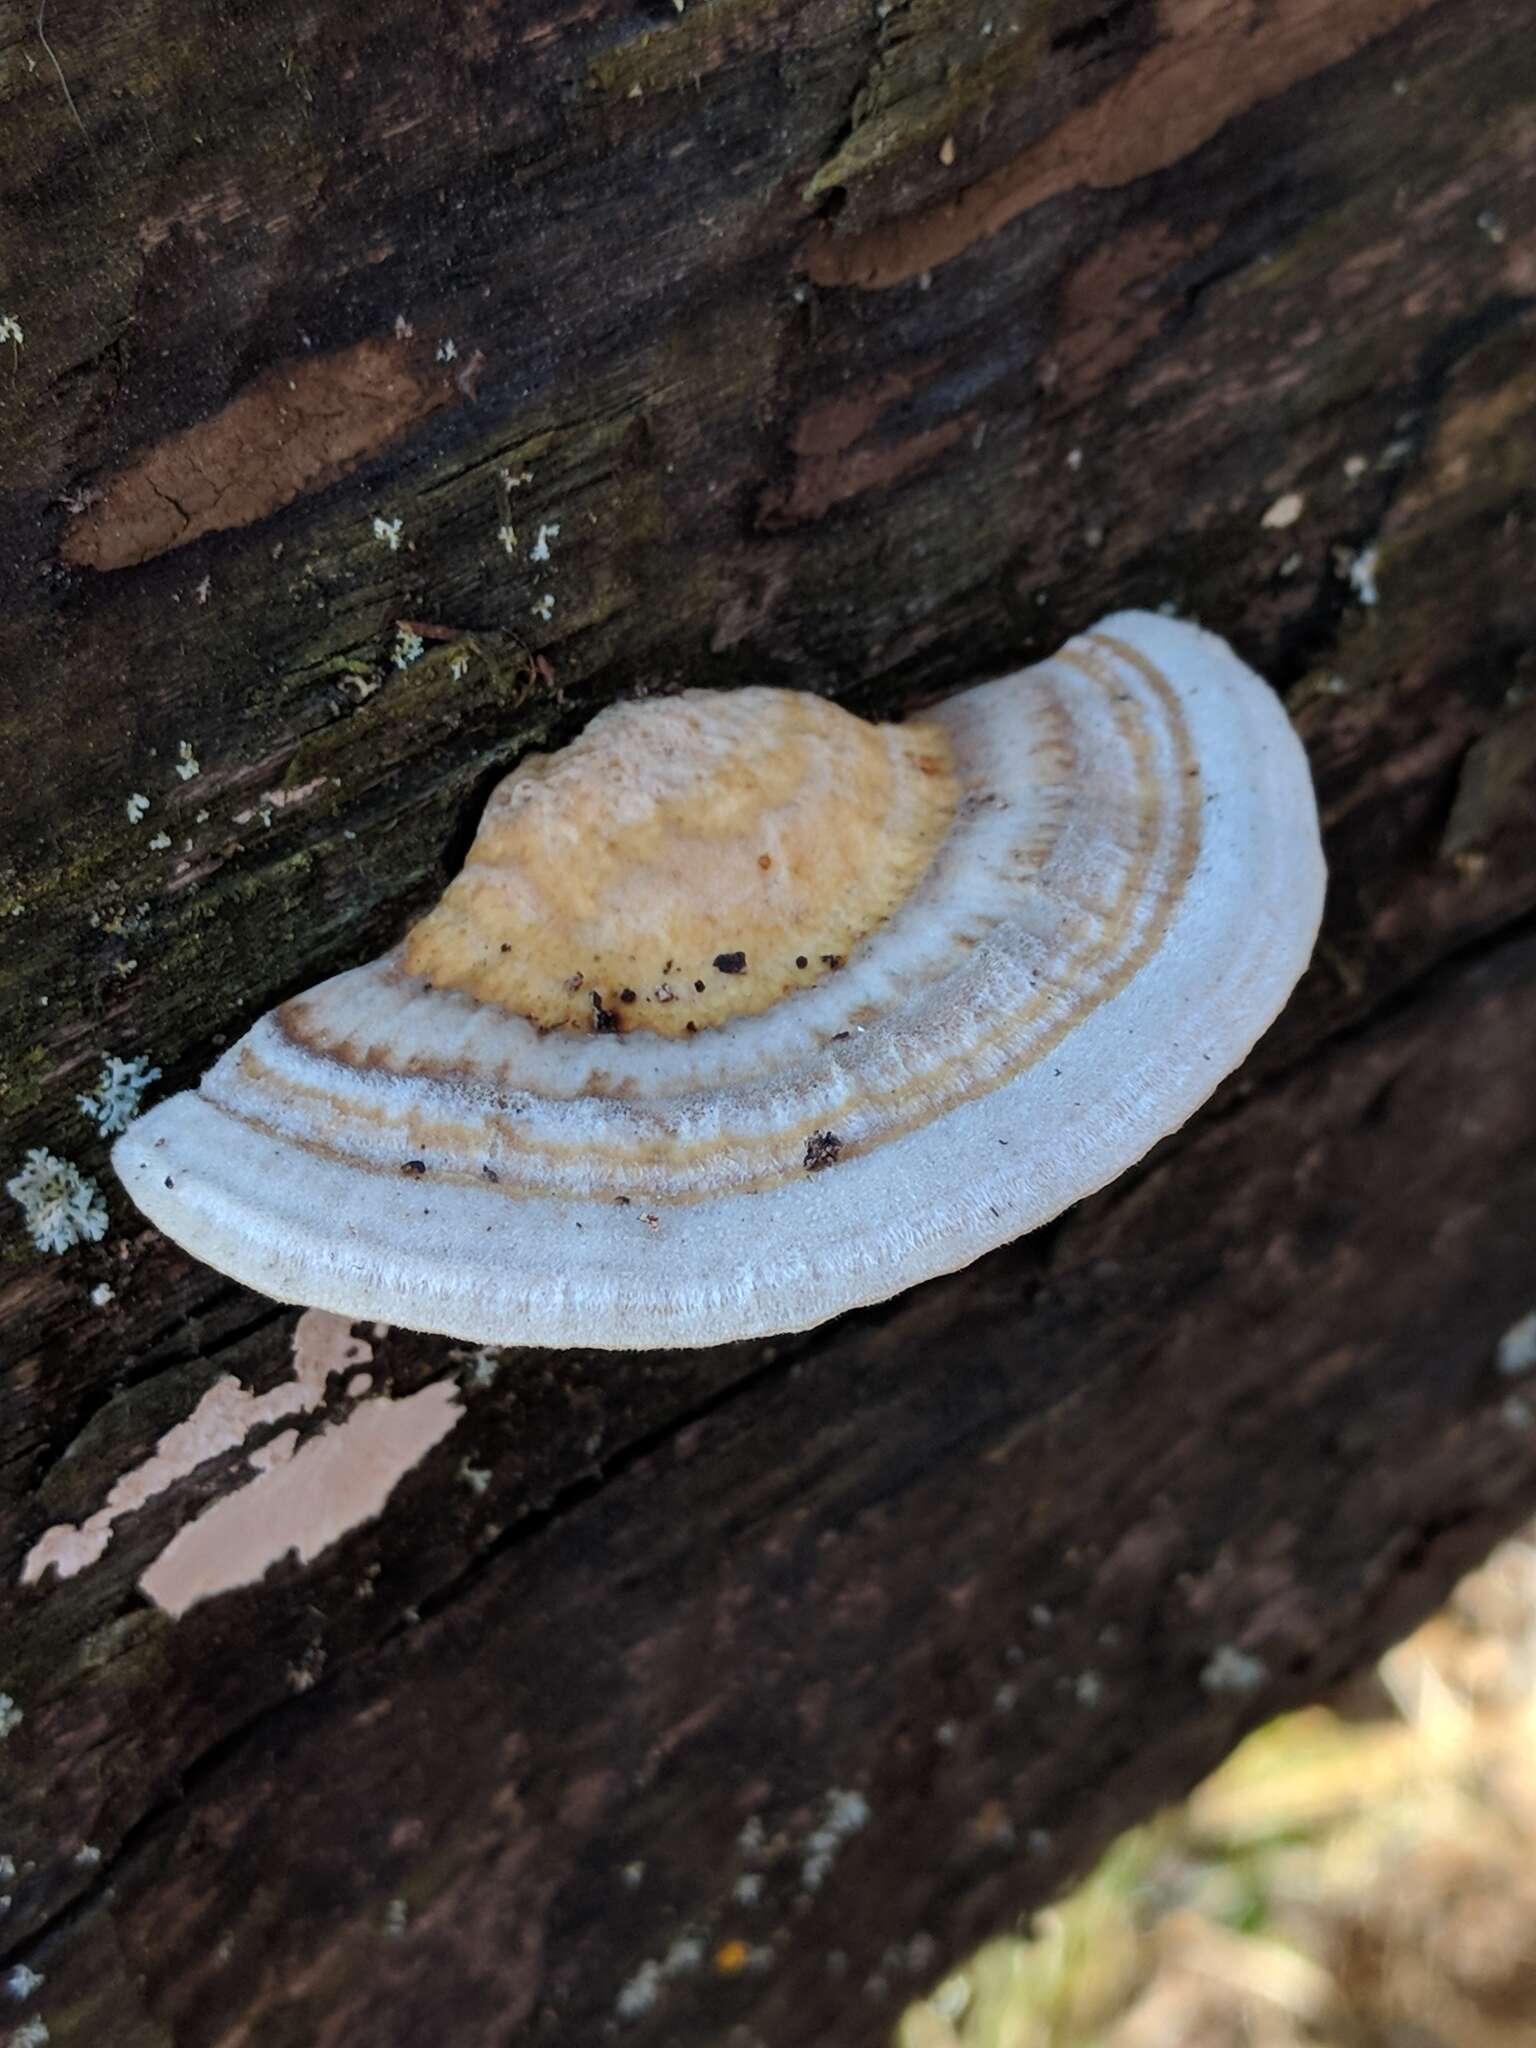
[5, 1151, 107, 1255]
[799, 1787, 871, 1892]
[77, 1054, 161, 1136]
[392, 627, 426, 670]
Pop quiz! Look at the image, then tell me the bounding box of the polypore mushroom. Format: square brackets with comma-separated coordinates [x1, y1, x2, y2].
[114, 612, 1324, 1349]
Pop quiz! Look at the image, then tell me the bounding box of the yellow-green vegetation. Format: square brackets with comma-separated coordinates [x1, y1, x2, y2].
[805, 2, 1049, 201]
[901, 1526, 1536, 2048]
[585, 0, 772, 99]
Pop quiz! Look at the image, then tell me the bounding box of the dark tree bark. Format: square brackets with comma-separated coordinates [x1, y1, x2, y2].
[2, 1, 1535, 2043]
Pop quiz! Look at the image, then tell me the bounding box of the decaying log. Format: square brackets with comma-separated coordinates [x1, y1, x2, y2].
[2, 1, 1535, 2042]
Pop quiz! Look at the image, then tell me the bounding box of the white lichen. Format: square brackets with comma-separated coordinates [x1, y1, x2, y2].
[372, 514, 403, 552]
[383, 1897, 409, 1937]
[459, 1459, 491, 1495]
[1074, 1669, 1103, 1707]
[800, 1787, 870, 1893]
[531, 592, 555, 623]
[392, 628, 425, 670]
[530, 521, 561, 563]
[6, 1152, 108, 1255]
[0, 1696, 20, 1739]
[194, 576, 211, 605]
[497, 523, 518, 557]
[147, 831, 171, 851]
[125, 793, 149, 825]
[449, 651, 470, 681]
[10, 2019, 49, 2047]
[1496, 1310, 1536, 1378]
[393, 313, 414, 340]
[663, 1935, 704, 1975]
[436, 337, 458, 362]
[72, 1845, 102, 1869]
[175, 741, 201, 779]
[6, 1965, 43, 1999]
[0, 314, 23, 350]
[1349, 544, 1381, 607]
[1201, 1644, 1270, 1696]
[77, 1054, 161, 1136]
[616, 1961, 661, 2020]
[615, 1931, 707, 2022]
[500, 467, 534, 488]
[733, 1872, 763, 1905]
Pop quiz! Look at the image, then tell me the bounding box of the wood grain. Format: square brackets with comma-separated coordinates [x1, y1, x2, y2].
[2, 0, 1535, 2040]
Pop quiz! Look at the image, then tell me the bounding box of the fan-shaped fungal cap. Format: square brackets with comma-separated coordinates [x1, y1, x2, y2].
[115, 612, 1324, 1350]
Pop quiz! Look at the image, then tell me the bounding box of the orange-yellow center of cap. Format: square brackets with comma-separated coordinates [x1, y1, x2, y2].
[401, 685, 957, 1035]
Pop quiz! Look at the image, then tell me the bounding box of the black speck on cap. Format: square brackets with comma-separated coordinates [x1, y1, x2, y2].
[804, 1130, 843, 1172]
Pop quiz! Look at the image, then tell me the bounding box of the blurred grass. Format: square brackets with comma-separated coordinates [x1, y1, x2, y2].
[899, 1528, 1536, 2048]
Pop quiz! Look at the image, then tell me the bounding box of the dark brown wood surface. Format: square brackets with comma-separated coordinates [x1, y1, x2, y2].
[3, 1, 1535, 2042]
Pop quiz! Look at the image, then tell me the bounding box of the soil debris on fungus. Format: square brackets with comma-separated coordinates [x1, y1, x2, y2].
[804, 1131, 843, 1172]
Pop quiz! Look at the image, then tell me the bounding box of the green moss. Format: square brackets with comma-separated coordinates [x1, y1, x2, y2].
[585, 0, 770, 99]
[805, 0, 1049, 200]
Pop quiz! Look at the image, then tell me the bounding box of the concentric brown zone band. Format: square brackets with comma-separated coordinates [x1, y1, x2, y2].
[217, 637, 1202, 1200]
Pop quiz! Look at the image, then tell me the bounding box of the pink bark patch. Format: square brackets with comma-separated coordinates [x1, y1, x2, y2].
[21, 1311, 370, 1585]
[139, 1380, 462, 1617]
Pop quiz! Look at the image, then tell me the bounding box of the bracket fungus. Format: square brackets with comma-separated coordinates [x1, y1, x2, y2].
[115, 613, 1324, 1349]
